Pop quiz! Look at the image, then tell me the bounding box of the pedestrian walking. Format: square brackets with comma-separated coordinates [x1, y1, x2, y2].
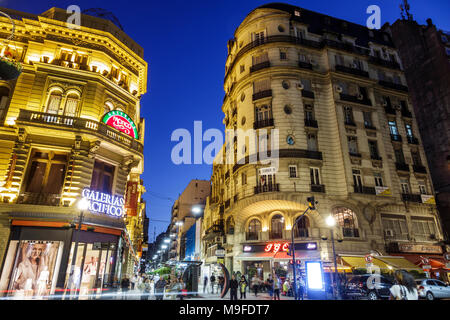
[267, 275, 274, 299]
[203, 276, 208, 293]
[297, 277, 305, 300]
[120, 277, 130, 300]
[239, 275, 248, 299]
[219, 276, 225, 294]
[251, 275, 259, 297]
[210, 274, 216, 294]
[178, 278, 186, 300]
[273, 274, 281, 300]
[155, 277, 166, 301]
[139, 277, 150, 301]
[229, 274, 238, 301]
[389, 270, 418, 300]
[283, 278, 291, 296]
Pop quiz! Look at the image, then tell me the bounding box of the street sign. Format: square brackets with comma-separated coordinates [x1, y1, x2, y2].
[215, 249, 225, 257]
[259, 167, 277, 175]
[422, 265, 432, 270]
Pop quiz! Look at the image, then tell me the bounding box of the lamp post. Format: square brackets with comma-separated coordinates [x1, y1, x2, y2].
[325, 215, 340, 300]
[291, 197, 317, 300]
[67, 198, 89, 299]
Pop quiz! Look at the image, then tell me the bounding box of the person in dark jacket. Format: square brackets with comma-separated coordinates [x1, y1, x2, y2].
[218, 276, 225, 294]
[155, 277, 166, 300]
[203, 276, 208, 293]
[229, 274, 238, 301]
[120, 277, 130, 300]
[210, 275, 216, 294]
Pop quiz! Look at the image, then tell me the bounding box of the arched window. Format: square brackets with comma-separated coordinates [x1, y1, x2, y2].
[294, 216, 310, 238]
[0, 86, 10, 121]
[226, 216, 235, 235]
[270, 214, 285, 239]
[247, 219, 261, 240]
[46, 90, 63, 114]
[332, 207, 360, 238]
[64, 93, 79, 117]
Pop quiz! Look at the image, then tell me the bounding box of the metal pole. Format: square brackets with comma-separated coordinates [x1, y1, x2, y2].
[291, 207, 309, 301]
[330, 229, 340, 300]
[68, 210, 84, 300]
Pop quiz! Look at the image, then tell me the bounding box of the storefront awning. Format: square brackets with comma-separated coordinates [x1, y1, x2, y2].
[340, 255, 389, 270]
[374, 256, 422, 271]
[393, 254, 449, 270]
[235, 252, 275, 261]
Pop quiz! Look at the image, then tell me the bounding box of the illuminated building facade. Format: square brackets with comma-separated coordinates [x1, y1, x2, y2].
[0, 7, 147, 298]
[201, 4, 448, 281]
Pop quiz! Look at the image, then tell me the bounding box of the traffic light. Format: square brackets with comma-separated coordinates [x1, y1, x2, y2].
[287, 243, 292, 256]
[307, 196, 316, 210]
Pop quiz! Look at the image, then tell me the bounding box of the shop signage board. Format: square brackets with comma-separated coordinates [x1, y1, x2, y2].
[81, 188, 125, 217]
[420, 195, 436, 205]
[215, 249, 226, 257]
[243, 242, 317, 253]
[258, 167, 277, 175]
[102, 110, 139, 139]
[398, 243, 443, 254]
[125, 181, 139, 216]
[422, 265, 432, 270]
[375, 186, 392, 196]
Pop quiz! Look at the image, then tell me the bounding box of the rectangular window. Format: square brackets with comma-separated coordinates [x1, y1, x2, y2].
[363, 111, 373, 127]
[253, 79, 271, 93]
[253, 31, 266, 44]
[418, 181, 427, 195]
[241, 172, 247, 185]
[389, 120, 399, 135]
[335, 54, 344, 66]
[252, 52, 269, 65]
[405, 124, 413, 137]
[310, 167, 321, 185]
[91, 160, 115, 194]
[382, 216, 408, 238]
[411, 151, 422, 166]
[368, 140, 379, 158]
[374, 173, 383, 187]
[412, 219, 436, 237]
[344, 106, 354, 124]
[395, 148, 405, 164]
[280, 51, 287, 60]
[289, 165, 297, 178]
[301, 79, 312, 91]
[307, 133, 318, 151]
[353, 169, 363, 191]
[400, 179, 410, 194]
[348, 136, 358, 154]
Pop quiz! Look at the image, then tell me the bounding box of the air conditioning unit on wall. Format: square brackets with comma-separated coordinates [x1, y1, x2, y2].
[384, 229, 394, 237]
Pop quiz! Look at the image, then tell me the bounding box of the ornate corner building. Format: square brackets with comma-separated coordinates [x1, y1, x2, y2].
[0, 7, 147, 297]
[201, 4, 447, 280]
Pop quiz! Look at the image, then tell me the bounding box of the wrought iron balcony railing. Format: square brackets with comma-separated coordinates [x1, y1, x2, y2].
[252, 89, 272, 101]
[254, 118, 274, 129]
[254, 183, 280, 194]
[304, 119, 318, 128]
[335, 64, 369, 78]
[311, 184, 326, 193]
[401, 194, 422, 203]
[250, 60, 271, 73]
[340, 93, 372, 106]
[378, 80, 409, 92]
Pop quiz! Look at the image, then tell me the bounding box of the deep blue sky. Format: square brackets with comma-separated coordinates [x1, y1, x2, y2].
[4, 0, 450, 240]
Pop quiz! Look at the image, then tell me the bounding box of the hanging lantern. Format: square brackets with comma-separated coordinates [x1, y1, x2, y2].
[0, 11, 22, 81]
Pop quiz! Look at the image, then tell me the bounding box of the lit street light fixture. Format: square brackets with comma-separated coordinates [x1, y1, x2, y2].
[325, 215, 341, 300]
[67, 198, 89, 299]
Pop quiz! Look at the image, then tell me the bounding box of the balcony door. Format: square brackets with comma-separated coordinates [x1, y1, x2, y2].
[352, 169, 363, 193]
[21, 150, 68, 205]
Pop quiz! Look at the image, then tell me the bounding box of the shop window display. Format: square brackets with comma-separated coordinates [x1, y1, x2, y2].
[0, 241, 63, 299]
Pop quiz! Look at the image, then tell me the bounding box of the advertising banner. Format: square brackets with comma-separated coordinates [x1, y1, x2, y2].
[375, 186, 392, 196]
[421, 195, 436, 205]
[125, 181, 139, 217]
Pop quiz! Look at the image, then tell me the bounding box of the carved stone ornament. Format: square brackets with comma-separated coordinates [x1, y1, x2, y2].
[363, 205, 376, 224]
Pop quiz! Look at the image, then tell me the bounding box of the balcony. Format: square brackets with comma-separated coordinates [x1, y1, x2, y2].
[254, 183, 280, 194]
[345, 119, 356, 127]
[365, 124, 377, 130]
[353, 186, 376, 195]
[204, 219, 225, 237]
[335, 64, 369, 78]
[391, 134, 403, 142]
[17, 109, 143, 153]
[371, 154, 383, 161]
[302, 90, 315, 99]
[16, 193, 61, 206]
[339, 93, 372, 106]
[368, 56, 401, 69]
[279, 149, 323, 160]
[304, 119, 318, 128]
[349, 152, 362, 158]
[250, 60, 270, 73]
[401, 194, 422, 203]
[343, 228, 360, 238]
[254, 118, 274, 129]
[407, 136, 419, 145]
[384, 232, 409, 241]
[298, 61, 313, 70]
[396, 162, 410, 172]
[378, 80, 409, 92]
[311, 184, 325, 193]
[245, 232, 260, 241]
[322, 39, 370, 56]
[413, 165, 427, 174]
[252, 89, 272, 101]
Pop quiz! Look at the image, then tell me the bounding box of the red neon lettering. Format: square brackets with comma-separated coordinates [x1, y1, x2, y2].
[264, 244, 273, 252]
[282, 243, 289, 252]
[273, 243, 281, 254]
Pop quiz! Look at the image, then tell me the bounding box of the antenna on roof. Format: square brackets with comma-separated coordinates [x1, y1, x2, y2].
[400, 0, 413, 21]
[82, 8, 124, 31]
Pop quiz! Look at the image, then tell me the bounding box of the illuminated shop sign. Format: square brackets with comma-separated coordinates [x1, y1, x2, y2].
[243, 242, 317, 253]
[306, 261, 325, 291]
[81, 188, 124, 217]
[102, 110, 139, 139]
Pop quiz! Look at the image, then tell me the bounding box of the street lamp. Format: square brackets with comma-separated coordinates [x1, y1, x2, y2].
[191, 205, 203, 216]
[325, 215, 340, 300]
[67, 198, 90, 299]
[291, 196, 317, 300]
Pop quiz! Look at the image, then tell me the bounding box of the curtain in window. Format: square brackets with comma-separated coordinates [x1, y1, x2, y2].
[64, 97, 79, 117]
[253, 79, 271, 93]
[47, 93, 62, 114]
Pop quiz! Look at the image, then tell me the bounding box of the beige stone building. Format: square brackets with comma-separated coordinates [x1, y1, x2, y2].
[201, 4, 448, 282]
[0, 7, 147, 297]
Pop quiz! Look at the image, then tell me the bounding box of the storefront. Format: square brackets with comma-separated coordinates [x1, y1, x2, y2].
[0, 220, 126, 299]
[236, 241, 320, 281]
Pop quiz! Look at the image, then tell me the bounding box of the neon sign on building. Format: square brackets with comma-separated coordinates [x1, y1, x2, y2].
[81, 188, 125, 217]
[102, 110, 139, 139]
[264, 242, 290, 254]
